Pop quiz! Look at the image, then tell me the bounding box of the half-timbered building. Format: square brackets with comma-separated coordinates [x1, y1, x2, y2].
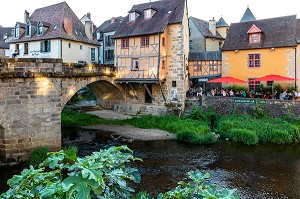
[113, 0, 189, 107]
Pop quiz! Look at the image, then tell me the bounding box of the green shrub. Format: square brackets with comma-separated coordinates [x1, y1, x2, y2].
[225, 128, 259, 145]
[158, 170, 239, 199]
[177, 126, 216, 144]
[29, 146, 49, 167]
[251, 104, 267, 119]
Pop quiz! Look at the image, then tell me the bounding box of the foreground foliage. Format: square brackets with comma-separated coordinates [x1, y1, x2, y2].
[2, 146, 239, 199]
[1, 146, 141, 199]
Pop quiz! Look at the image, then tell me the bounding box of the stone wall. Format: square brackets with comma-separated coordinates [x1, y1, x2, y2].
[202, 96, 300, 118]
[114, 103, 167, 116]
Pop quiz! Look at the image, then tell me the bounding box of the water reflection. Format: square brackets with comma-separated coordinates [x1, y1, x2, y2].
[62, 128, 300, 198]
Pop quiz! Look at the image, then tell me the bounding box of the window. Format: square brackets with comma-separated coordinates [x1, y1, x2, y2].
[141, 36, 149, 47]
[14, 24, 19, 38]
[172, 81, 177, 88]
[248, 54, 260, 68]
[40, 40, 51, 52]
[26, 23, 31, 36]
[24, 43, 28, 55]
[38, 22, 43, 36]
[132, 58, 139, 70]
[105, 35, 114, 47]
[189, 40, 193, 49]
[129, 12, 136, 22]
[267, 81, 273, 87]
[122, 38, 129, 48]
[250, 33, 260, 43]
[144, 9, 152, 19]
[91, 48, 96, 61]
[105, 50, 114, 61]
[162, 37, 166, 46]
[68, 43, 71, 48]
[15, 44, 19, 51]
[80, 45, 82, 50]
[249, 78, 260, 92]
[162, 60, 166, 69]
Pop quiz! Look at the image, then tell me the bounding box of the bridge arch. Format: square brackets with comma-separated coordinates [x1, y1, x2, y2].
[61, 76, 125, 109]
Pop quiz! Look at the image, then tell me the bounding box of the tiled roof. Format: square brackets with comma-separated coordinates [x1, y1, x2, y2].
[97, 16, 125, 34]
[240, 7, 256, 22]
[216, 17, 229, 27]
[222, 15, 298, 50]
[10, 1, 98, 45]
[190, 17, 224, 39]
[189, 51, 222, 61]
[113, 0, 185, 38]
[0, 27, 13, 49]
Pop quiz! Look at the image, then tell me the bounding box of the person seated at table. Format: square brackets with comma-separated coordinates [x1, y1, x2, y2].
[221, 89, 227, 97]
[240, 90, 246, 98]
[250, 89, 256, 98]
[274, 90, 280, 99]
[229, 89, 235, 97]
[210, 88, 215, 96]
[280, 90, 288, 100]
[186, 87, 193, 97]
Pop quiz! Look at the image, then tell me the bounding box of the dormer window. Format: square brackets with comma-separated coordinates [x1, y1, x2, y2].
[26, 21, 31, 37]
[144, 9, 151, 19]
[247, 24, 262, 44]
[144, 8, 156, 19]
[129, 12, 136, 22]
[14, 23, 20, 38]
[37, 21, 43, 36]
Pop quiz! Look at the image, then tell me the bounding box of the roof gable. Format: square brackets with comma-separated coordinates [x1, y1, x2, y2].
[113, 0, 186, 39]
[223, 15, 297, 50]
[247, 24, 262, 33]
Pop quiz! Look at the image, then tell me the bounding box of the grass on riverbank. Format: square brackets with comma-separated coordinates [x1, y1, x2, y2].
[216, 114, 300, 145]
[61, 108, 217, 144]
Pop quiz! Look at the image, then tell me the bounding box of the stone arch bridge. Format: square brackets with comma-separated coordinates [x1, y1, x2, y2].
[0, 58, 125, 162]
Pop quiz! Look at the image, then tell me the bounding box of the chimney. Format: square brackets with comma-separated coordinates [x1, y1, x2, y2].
[24, 10, 29, 23]
[64, 18, 73, 36]
[111, 17, 116, 24]
[85, 21, 93, 40]
[209, 17, 216, 36]
[87, 12, 91, 20]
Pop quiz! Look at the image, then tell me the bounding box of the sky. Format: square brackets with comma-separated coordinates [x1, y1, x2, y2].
[1, 0, 300, 27]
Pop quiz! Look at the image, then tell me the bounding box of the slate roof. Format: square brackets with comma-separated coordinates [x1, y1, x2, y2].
[113, 0, 185, 38]
[97, 16, 125, 35]
[189, 51, 222, 61]
[0, 27, 13, 49]
[222, 15, 298, 51]
[190, 17, 224, 39]
[10, 1, 98, 45]
[216, 17, 229, 27]
[240, 7, 256, 22]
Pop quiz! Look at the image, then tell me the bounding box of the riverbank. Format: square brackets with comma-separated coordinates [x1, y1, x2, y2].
[82, 124, 177, 141]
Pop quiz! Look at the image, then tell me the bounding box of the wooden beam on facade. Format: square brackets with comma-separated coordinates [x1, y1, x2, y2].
[144, 84, 155, 101]
[159, 82, 166, 102]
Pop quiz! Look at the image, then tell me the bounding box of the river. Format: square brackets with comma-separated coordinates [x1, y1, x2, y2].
[1, 128, 300, 198]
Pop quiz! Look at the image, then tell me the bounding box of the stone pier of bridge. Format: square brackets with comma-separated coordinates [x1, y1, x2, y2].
[0, 58, 122, 163]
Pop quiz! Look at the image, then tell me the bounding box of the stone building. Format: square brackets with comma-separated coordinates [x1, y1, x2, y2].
[222, 7, 300, 91]
[113, 0, 189, 109]
[9, 2, 99, 63]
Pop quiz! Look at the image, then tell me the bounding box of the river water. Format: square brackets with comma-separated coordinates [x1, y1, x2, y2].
[1, 128, 300, 198]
